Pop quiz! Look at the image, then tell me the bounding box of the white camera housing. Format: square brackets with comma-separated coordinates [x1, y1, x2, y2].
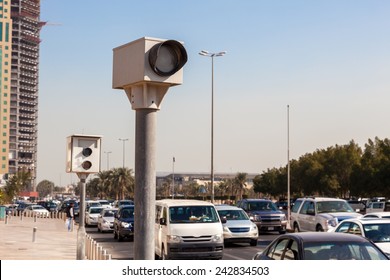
[66, 134, 102, 174]
[112, 37, 187, 89]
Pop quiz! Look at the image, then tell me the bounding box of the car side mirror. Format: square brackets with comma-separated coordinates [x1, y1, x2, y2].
[160, 217, 167, 225]
[220, 217, 227, 224]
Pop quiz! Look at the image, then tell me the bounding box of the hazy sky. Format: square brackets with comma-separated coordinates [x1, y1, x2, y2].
[37, 0, 390, 186]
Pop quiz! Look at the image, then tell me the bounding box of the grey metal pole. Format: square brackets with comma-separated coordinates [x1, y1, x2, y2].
[134, 109, 157, 260]
[199, 50, 226, 203]
[77, 174, 87, 260]
[287, 105, 291, 230]
[211, 55, 215, 203]
[119, 138, 129, 168]
[172, 157, 175, 199]
[32, 227, 37, 242]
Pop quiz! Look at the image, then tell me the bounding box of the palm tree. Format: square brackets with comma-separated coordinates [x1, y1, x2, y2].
[234, 172, 248, 201]
[97, 170, 114, 198]
[112, 167, 134, 199]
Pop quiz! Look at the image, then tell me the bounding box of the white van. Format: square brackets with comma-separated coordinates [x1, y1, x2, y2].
[155, 199, 224, 260]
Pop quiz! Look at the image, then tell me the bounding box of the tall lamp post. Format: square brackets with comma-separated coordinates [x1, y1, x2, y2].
[199, 50, 226, 203]
[104, 151, 112, 170]
[118, 138, 129, 168]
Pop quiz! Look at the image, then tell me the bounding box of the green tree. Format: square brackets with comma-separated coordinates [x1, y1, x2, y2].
[36, 180, 55, 198]
[3, 170, 31, 201]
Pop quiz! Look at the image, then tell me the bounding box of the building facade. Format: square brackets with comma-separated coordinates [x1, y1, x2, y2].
[0, 0, 41, 188]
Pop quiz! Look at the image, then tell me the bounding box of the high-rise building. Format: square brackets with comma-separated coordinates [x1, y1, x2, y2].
[0, 0, 41, 189]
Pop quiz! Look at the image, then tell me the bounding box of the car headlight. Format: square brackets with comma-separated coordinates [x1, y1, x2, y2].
[280, 215, 287, 221]
[167, 235, 182, 243]
[249, 214, 258, 221]
[222, 225, 230, 232]
[103, 220, 110, 225]
[251, 223, 258, 231]
[327, 218, 338, 227]
[211, 234, 223, 243]
[121, 222, 132, 228]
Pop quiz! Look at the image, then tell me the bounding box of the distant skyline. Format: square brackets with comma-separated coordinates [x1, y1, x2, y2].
[37, 1, 390, 186]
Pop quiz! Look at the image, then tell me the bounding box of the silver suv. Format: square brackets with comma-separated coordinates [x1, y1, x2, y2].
[290, 197, 362, 232]
[237, 199, 287, 234]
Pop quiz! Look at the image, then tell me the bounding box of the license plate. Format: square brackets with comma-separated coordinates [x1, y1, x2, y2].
[268, 227, 274, 230]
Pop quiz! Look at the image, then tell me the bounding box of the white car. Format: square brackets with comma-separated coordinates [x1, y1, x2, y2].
[97, 200, 112, 209]
[363, 212, 390, 219]
[290, 197, 362, 232]
[23, 205, 50, 217]
[97, 208, 118, 232]
[334, 218, 390, 256]
[85, 207, 104, 226]
[215, 205, 258, 246]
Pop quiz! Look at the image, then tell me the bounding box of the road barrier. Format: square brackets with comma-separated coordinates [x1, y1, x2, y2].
[85, 234, 111, 260]
[6, 210, 67, 220]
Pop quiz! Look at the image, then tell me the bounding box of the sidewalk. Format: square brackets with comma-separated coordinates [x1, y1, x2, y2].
[0, 215, 77, 260]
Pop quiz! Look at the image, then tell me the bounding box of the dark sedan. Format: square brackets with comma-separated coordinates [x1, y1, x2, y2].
[253, 232, 389, 260]
[113, 205, 135, 242]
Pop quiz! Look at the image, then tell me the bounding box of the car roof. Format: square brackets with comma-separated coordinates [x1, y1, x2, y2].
[240, 198, 273, 202]
[102, 207, 118, 211]
[284, 232, 370, 243]
[89, 207, 103, 210]
[340, 218, 390, 225]
[156, 199, 215, 207]
[296, 197, 346, 202]
[215, 205, 243, 211]
[363, 212, 390, 217]
[119, 205, 134, 209]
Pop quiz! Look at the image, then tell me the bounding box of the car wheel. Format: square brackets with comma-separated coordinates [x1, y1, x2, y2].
[316, 225, 324, 232]
[293, 223, 300, 232]
[250, 239, 258, 246]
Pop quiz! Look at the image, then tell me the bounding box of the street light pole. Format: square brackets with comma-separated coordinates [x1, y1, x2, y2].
[172, 157, 175, 199]
[287, 105, 291, 230]
[199, 50, 226, 203]
[118, 138, 129, 168]
[104, 151, 112, 170]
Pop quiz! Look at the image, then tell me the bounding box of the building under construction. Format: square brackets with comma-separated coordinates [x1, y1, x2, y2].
[0, 0, 41, 190]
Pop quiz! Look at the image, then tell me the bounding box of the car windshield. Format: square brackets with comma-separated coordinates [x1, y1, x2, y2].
[363, 224, 390, 243]
[316, 201, 354, 213]
[90, 208, 103, 214]
[303, 241, 388, 260]
[103, 210, 117, 217]
[32, 205, 45, 210]
[169, 206, 220, 223]
[119, 201, 134, 206]
[218, 209, 249, 220]
[121, 208, 134, 218]
[89, 202, 101, 207]
[248, 201, 278, 211]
